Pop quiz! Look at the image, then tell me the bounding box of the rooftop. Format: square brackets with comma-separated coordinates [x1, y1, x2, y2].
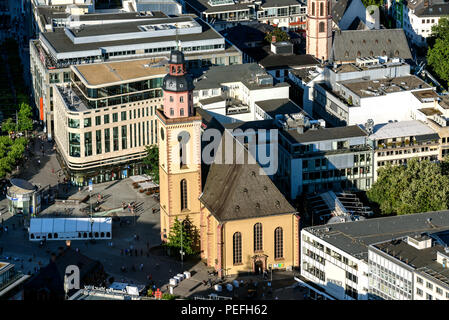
[258, 53, 319, 69]
[282, 125, 367, 145]
[412, 89, 440, 102]
[369, 120, 437, 140]
[255, 98, 303, 118]
[373, 235, 449, 287]
[340, 75, 431, 98]
[200, 129, 297, 222]
[304, 210, 449, 261]
[72, 58, 167, 87]
[415, 2, 449, 16]
[193, 63, 275, 90]
[331, 29, 412, 62]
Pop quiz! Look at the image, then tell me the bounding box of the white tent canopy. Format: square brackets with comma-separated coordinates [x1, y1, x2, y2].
[29, 217, 112, 241]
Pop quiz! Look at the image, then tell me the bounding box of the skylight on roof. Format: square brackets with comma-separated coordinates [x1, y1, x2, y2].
[208, 0, 235, 6]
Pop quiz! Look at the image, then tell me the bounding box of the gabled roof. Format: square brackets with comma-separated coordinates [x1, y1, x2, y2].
[331, 29, 412, 62]
[200, 127, 296, 222]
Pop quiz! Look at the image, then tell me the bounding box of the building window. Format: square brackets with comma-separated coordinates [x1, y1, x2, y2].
[84, 132, 92, 156]
[254, 223, 263, 252]
[113, 113, 118, 122]
[417, 277, 423, 284]
[170, 108, 174, 116]
[180, 108, 184, 116]
[121, 126, 127, 150]
[113, 127, 119, 151]
[345, 285, 358, 299]
[180, 96, 184, 103]
[170, 96, 174, 103]
[426, 282, 433, 290]
[84, 118, 91, 128]
[320, 2, 324, 16]
[104, 128, 110, 152]
[104, 114, 110, 124]
[69, 133, 80, 157]
[181, 179, 188, 210]
[96, 130, 102, 154]
[416, 288, 423, 296]
[95, 116, 101, 126]
[426, 293, 433, 300]
[319, 22, 325, 33]
[312, 2, 315, 15]
[121, 111, 127, 121]
[274, 227, 283, 259]
[233, 232, 242, 265]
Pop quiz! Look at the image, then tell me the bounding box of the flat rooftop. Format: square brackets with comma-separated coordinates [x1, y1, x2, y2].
[73, 58, 167, 87]
[193, 63, 275, 90]
[419, 107, 442, 116]
[369, 120, 437, 140]
[412, 89, 439, 102]
[282, 125, 367, 145]
[373, 236, 449, 287]
[341, 75, 431, 98]
[41, 16, 222, 55]
[304, 210, 449, 261]
[255, 99, 303, 118]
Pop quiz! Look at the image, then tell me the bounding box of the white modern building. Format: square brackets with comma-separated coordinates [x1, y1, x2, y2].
[29, 217, 112, 241]
[369, 232, 449, 300]
[394, 0, 449, 47]
[298, 210, 449, 300]
[193, 63, 291, 123]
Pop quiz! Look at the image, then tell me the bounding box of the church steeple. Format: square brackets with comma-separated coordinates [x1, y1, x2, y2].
[306, 0, 332, 62]
[162, 51, 194, 119]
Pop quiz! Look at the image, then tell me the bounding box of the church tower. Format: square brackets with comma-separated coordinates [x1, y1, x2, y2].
[306, 0, 332, 62]
[156, 51, 203, 243]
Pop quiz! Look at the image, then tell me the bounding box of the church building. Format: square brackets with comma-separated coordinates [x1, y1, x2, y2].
[156, 51, 300, 276]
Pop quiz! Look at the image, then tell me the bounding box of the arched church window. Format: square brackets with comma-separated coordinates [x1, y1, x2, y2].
[319, 22, 325, 33]
[181, 179, 188, 210]
[233, 232, 242, 264]
[254, 223, 263, 252]
[274, 227, 283, 259]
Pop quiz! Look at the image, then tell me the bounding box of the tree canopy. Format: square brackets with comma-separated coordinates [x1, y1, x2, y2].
[142, 144, 159, 184]
[0, 135, 27, 178]
[427, 17, 449, 88]
[265, 27, 290, 43]
[367, 158, 449, 215]
[164, 216, 199, 256]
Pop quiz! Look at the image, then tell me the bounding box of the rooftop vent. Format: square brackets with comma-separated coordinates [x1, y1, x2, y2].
[407, 234, 432, 250]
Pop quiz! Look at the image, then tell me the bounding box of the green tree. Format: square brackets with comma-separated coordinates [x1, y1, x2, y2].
[164, 216, 198, 256]
[17, 102, 33, 135]
[427, 17, 449, 88]
[1, 118, 17, 134]
[367, 159, 449, 215]
[142, 145, 159, 184]
[265, 27, 290, 43]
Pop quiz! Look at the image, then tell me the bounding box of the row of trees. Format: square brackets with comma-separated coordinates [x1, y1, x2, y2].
[367, 158, 449, 215]
[427, 17, 449, 89]
[0, 102, 33, 179]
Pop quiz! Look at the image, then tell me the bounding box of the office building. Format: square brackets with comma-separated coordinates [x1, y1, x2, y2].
[52, 58, 166, 185]
[30, 14, 242, 139]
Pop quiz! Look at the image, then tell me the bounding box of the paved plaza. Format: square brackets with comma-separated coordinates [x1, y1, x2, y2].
[0, 134, 302, 300]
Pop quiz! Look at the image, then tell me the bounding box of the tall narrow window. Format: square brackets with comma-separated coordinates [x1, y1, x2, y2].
[312, 2, 315, 15]
[233, 232, 242, 265]
[320, 2, 324, 16]
[180, 179, 188, 210]
[275, 227, 283, 259]
[180, 108, 184, 116]
[254, 223, 263, 252]
[319, 22, 325, 33]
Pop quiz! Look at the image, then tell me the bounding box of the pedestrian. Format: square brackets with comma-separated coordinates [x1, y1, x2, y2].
[140, 263, 144, 271]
